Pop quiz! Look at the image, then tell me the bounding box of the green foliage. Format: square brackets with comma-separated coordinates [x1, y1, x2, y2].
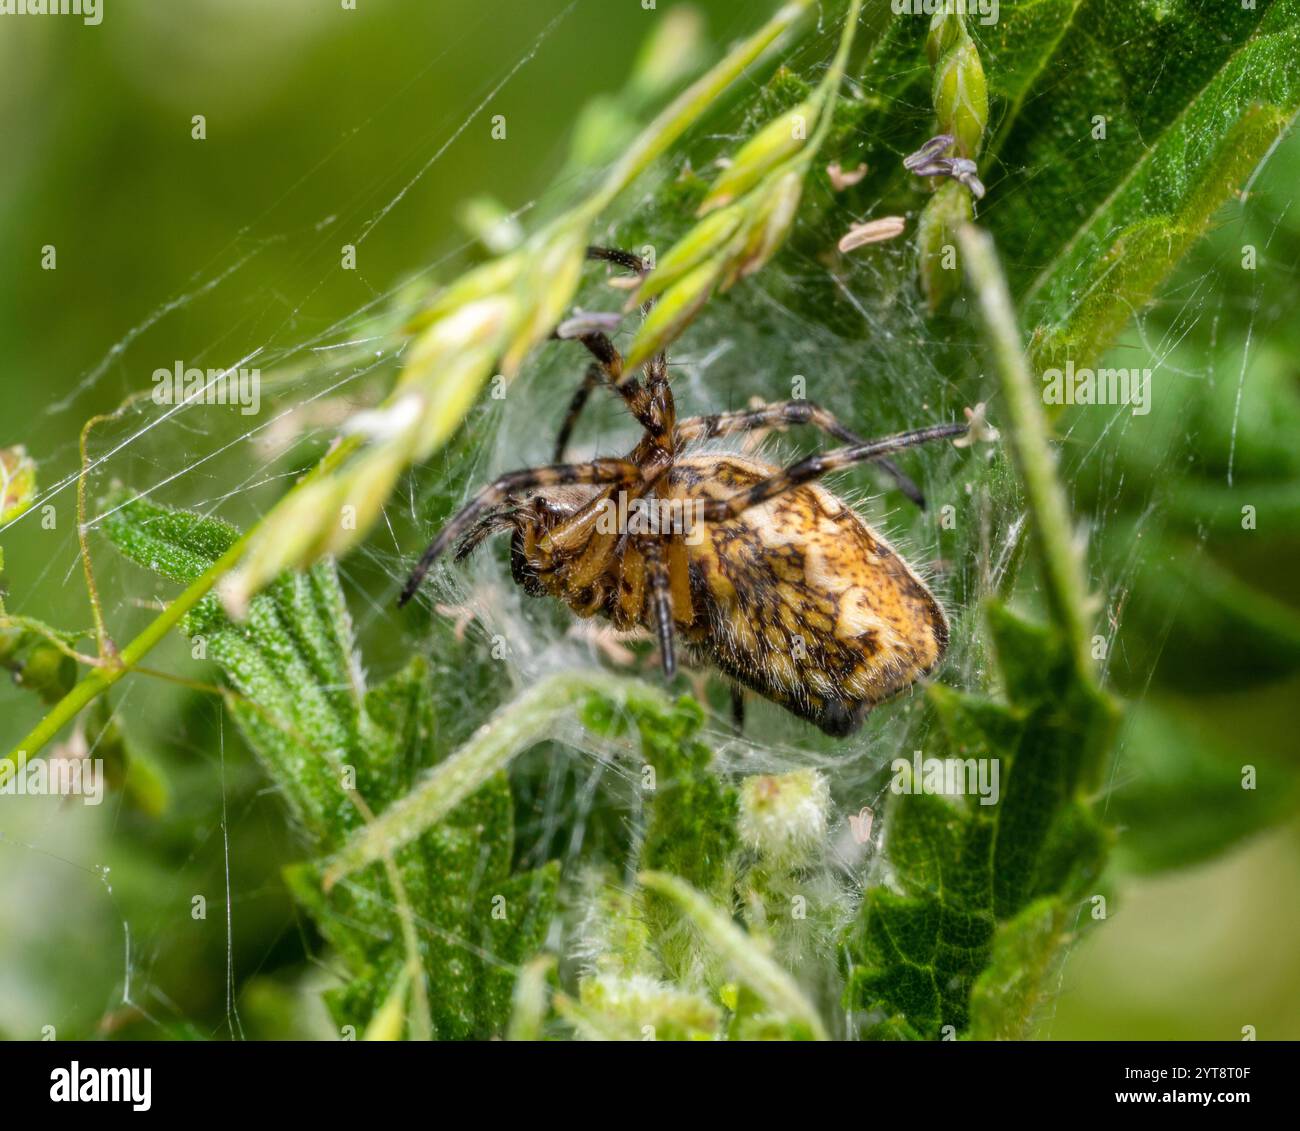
[1055, 136, 1300, 876]
[11, 0, 1300, 1041]
[1107, 703, 1299, 874]
[817, 0, 1300, 362]
[104, 494, 557, 1039]
[568, 697, 833, 1040]
[989, 0, 1300, 365]
[843, 602, 1120, 1039]
[581, 691, 739, 987]
[586, 692, 738, 902]
[1069, 344, 1300, 695]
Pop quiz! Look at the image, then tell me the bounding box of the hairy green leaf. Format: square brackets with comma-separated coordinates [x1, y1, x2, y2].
[104, 495, 558, 1038]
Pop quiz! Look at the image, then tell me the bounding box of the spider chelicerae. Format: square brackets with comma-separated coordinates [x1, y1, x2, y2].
[400, 246, 969, 737]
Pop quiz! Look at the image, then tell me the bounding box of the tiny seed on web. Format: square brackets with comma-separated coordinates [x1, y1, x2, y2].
[837, 216, 906, 252]
[826, 161, 868, 191]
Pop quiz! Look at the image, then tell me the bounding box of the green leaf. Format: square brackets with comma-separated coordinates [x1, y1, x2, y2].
[604, 692, 738, 901]
[968, 897, 1075, 1041]
[984, 0, 1300, 360]
[843, 601, 1119, 1039]
[584, 690, 739, 984]
[1107, 703, 1300, 873]
[104, 494, 558, 1038]
[324, 671, 675, 887]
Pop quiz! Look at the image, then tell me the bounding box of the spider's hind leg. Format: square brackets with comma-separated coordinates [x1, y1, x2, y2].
[675, 399, 931, 509]
[700, 422, 970, 522]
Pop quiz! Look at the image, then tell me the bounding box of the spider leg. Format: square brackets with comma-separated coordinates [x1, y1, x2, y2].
[587, 244, 674, 442]
[676, 399, 928, 508]
[730, 685, 746, 732]
[642, 350, 674, 437]
[552, 247, 660, 460]
[699, 422, 968, 523]
[553, 362, 603, 462]
[452, 503, 525, 562]
[586, 245, 648, 274]
[640, 534, 676, 679]
[399, 457, 641, 606]
[550, 330, 663, 458]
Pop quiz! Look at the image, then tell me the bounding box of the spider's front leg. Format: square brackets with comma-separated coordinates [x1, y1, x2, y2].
[551, 246, 656, 462]
[399, 457, 640, 606]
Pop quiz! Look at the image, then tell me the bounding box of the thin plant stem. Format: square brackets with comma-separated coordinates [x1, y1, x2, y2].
[587, 1, 813, 216]
[79, 410, 121, 661]
[322, 671, 669, 890]
[807, 0, 862, 154]
[0, 614, 104, 668]
[957, 224, 1094, 682]
[4, 435, 363, 768]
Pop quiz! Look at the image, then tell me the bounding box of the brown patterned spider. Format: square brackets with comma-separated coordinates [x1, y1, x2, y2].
[400, 246, 968, 737]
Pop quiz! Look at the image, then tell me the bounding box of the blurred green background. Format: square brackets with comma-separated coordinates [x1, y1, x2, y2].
[1, 0, 1298, 1040]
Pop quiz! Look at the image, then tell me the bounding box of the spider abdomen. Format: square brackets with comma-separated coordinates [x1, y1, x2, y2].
[506, 453, 947, 737]
[665, 454, 949, 737]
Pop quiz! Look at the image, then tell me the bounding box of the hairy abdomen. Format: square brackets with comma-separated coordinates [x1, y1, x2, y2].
[665, 454, 948, 737]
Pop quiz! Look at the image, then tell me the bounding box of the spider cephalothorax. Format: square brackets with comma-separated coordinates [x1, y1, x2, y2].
[401, 247, 967, 737]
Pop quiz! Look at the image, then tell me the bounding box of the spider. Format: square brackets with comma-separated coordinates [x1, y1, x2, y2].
[400, 247, 969, 737]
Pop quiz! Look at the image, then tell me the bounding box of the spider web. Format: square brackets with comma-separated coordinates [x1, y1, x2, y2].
[0, 0, 1295, 1042]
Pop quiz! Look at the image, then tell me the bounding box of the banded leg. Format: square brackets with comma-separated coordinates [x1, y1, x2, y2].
[399, 457, 641, 606]
[640, 534, 677, 678]
[553, 362, 602, 462]
[583, 246, 674, 438]
[551, 329, 661, 458]
[730, 685, 746, 732]
[641, 349, 674, 438]
[586, 244, 648, 274]
[676, 400, 929, 508]
[552, 247, 655, 460]
[700, 422, 968, 523]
